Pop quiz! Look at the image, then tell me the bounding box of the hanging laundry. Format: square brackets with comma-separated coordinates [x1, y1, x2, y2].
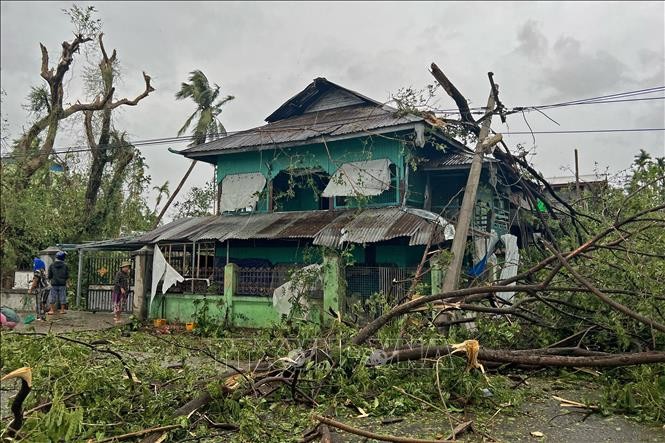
[498, 234, 519, 301]
[150, 246, 184, 309]
[469, 232, 499, 278]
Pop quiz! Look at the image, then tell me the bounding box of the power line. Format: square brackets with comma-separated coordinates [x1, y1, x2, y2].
[433, 85, 665, 114]
[2, 85, 664, 160]
[503, 128, 665, 135]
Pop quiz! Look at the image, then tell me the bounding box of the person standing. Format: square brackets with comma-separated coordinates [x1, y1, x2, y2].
[113, 261, 132, 323]
[29, 258, 50, 320]
[47, 251, 69, 315]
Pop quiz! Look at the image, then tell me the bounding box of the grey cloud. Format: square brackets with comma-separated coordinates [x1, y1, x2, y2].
[515, 20, 548, 60]
[541, 36, 628, 99]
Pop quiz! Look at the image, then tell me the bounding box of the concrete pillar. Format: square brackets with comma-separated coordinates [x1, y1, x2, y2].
[322, 253, 345, 323]
[223, 263, 237, 324]
[132, 246, 153, 319]
[430, 252, 445, 296]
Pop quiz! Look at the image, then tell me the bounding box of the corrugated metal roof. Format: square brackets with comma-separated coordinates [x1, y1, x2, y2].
[139, 207, 454, 247]
[181, 104, 423, 157]
[546, 174, 608, 186]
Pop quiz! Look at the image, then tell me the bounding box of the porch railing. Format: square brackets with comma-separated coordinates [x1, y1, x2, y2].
[236, 266, 294, 297]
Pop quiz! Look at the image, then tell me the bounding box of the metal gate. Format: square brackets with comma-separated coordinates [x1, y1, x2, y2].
[83, 254, 134, 312]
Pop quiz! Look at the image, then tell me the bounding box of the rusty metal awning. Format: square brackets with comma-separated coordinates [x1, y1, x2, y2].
[132, 207, 455, 247]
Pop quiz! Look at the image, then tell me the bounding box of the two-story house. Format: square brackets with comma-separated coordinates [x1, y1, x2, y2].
[78, 77, 529, 326]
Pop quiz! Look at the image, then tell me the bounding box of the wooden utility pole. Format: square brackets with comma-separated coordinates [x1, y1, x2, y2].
[440, 90, 498, 292]
[574, 148, 580, 200]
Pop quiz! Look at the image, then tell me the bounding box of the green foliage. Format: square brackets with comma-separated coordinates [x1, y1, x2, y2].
[172, 179, 216, 219]
[191, 297, 228, 337]
[175, 70, 234, 145]
[1, 330, 202, 441]
[600, 365, 665, 422]
[0, 156, 155, 274]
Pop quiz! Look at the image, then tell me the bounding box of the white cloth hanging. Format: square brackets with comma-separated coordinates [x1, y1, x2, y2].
[498, 234, 519, 302]
[150, 246, 185, 309]
[272, 264, 322, 316]
[219, 172, 267, 212]
[322, 159, 391, 197]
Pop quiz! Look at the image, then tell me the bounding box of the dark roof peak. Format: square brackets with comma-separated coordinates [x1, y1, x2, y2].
[265, 77, 383, 123]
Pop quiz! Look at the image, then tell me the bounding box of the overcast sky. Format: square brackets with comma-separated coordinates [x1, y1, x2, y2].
[2, 1, 664, 220]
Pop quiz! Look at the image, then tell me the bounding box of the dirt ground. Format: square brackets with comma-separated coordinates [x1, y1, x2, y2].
[5, 310, 665, 442]
[10, 309, 128, 334]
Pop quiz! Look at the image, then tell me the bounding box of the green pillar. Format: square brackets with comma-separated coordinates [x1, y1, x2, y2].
[323, 253, 345, 323]
[223, 263, 237, 324]
[430, 252, 445, 296]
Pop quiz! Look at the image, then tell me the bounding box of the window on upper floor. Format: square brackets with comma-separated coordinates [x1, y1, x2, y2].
[271, 168, 330, 212]
[219, 172, 267, 213]
[329, 161, 398, 208]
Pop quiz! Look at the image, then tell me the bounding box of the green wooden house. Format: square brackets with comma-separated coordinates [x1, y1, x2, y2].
[78, 78, 529, 327]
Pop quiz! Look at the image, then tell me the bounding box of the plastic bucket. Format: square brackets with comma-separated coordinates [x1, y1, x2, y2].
[185, 322, 196, 332]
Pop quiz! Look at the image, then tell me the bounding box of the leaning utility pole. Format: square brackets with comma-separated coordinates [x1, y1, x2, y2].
[429, 65, 503, 293]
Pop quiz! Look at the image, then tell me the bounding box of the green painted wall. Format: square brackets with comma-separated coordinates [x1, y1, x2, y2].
[231, 296, 281, 328]
[374, 244, 426, 267]
[215, 241, 310, 265]
[216, 135, 407, 211]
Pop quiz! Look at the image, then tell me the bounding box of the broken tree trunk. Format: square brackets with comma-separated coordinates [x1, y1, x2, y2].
[153, 159, 198, 227]
[430, 63, 476, 131]
[379, 346, 665, 367]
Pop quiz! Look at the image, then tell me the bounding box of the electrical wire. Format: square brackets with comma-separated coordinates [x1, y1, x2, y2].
[2, 86, 664, 160]
[503, 128, 665, 135]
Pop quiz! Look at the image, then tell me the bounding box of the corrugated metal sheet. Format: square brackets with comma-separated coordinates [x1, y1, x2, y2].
[181, 104, 422, 156]
[421, 152, 498, 170]
[312, 207, 454, 248]
[140, 207, 454, 247]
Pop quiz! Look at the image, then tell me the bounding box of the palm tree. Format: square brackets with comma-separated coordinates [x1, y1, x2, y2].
[153, 70, 234, 226]
[176, 70, 235, 144]
[152, 181, 170, 212]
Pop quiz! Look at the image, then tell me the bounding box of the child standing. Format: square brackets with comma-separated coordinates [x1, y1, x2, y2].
[29, 258, 50, 320]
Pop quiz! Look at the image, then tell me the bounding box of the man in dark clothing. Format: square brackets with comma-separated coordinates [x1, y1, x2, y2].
[113, 261, 132, 323]
[47, 251, 69, 315]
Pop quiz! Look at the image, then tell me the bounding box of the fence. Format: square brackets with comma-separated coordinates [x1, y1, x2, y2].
[345, 266, 430, 302]
[236, 266, 295, 297]
[88, 286, 133, 313]
[83, 254, 133, 311]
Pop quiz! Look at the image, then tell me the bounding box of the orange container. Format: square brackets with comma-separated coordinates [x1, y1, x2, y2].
[185, 322, 196, 332]
[153, 318, 166, 327]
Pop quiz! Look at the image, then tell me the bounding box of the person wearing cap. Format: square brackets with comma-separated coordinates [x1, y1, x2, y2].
[29, 258, 50, 321]
[112, 261, 132, 323]
[47, 251, 69, 315]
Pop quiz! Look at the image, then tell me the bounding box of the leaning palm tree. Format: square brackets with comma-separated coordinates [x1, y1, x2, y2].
[154, 70, 234, 226]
